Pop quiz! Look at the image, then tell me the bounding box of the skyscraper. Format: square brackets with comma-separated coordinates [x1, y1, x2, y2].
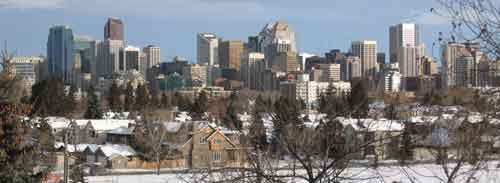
[47, 25, 74, 83]
[259, 20, 297, 68]
[398, 44, 425, 77]
[389, 23, 419, 63]
[143, 45, 161, 69]
[244, 52, 265, 89]
[219, 40, 244, 71]
[97, 39, 124, 77]
[197, 33, 219, 65]
[124, 46, 140, 71]
[351, 40, 378, 78]
[273, 51, 299, 73]
[73, 35, 95, 74]
[104, 17, 124, 41]
[441, 42, 469, 88]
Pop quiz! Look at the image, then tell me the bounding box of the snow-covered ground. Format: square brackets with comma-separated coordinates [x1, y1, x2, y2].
[87, 162, 500, 183]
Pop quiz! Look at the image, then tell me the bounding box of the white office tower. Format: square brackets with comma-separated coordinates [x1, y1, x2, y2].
[390, 23, 419, 63]
[259, 20, 297, 68]
[281, 73, 351, 107]
[384, 70, 402, 93]
[317, 63, 341, 82]
[197, 33, 219, 65]
[351, 40, 378, 78]
[11, 56, 44, 95]
[398, 43, 425, 77]
[143, 45, 161, 69]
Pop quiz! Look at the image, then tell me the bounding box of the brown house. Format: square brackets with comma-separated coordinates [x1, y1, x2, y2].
[181, 122, 248, 169]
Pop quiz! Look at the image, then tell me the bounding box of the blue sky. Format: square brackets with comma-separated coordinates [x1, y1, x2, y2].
[0, 0, 452, 62]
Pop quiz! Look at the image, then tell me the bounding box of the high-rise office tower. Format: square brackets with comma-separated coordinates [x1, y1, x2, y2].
[384, 70, 402, 93]
[377, 52, 386, 71]
[390, 23, 419, 63]
[124, 46, 140, 71]
[104, 17, 124, 41]
[340, 56, 361, 81]
[73, 35, 95, 74]
[421, 56, 438, 75]
[247, 36, 261, 53]
[441, 42, 473, 88]
[97, 39, 124, 77]
[259, 20, 297, 68]
[197, 33, 219, 65]
[183, 64, 208, 87]
[351, 40, 378, 78]
[398, 43, 425, 77]
[143, 45, 161, 69]
[11, 56, 44, 95]
[219, 40, 244, 71]
[47, 25, 74, 83]
[456, 56, 475, 87]
[317, 63, 341, 82]
[244, 52, 265, 89]
[273, 51, 298, 73]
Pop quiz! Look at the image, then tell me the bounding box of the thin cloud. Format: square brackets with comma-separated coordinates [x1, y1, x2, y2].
[0, 0, 65, 9]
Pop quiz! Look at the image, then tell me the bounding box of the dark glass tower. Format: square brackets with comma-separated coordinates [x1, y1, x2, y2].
[47, 25, 74, 83]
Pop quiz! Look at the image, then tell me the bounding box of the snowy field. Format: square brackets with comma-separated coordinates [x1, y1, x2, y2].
[87, 162, 500, 183]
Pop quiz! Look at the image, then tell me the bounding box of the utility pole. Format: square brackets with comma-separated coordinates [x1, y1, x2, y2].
[63, 130, 69, 183]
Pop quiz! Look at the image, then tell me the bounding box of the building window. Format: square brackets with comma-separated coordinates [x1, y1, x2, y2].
[200, 137, 207, 144]
[212, 151, 222, 161]
[213, 139, 221, 145]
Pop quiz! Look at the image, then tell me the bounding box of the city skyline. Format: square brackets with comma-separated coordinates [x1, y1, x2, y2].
[0, 0, 450, 62]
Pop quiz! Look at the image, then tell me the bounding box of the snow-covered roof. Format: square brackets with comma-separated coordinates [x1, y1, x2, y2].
[106, 127, 133, 135]
[103, 112, 130, 120]
[48, 118, 135, 132]
[97, 144, 136, 158]
[337, 118, 403, 132]
[55, 143, 99, 153]
[175, 112, 192, 122]
[164, 122, 183, 133]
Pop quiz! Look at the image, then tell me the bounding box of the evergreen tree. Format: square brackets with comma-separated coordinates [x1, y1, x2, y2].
[398, 124, 413, 165]
[134, 84, 150, 111]
[174, 92, 192, 111]
[250, 95, 267, 148]
[69, 159, 86, 183]
[108, 82, 123, 112]
[67, 85, 78, 113]
[31, 79, 73, 116]
[84, 87, 103, 119]
[349, 82, 368, 118]
[124, 82, 135, 112]
[223, 92, 242, 130]
[190, 91, 208, 120]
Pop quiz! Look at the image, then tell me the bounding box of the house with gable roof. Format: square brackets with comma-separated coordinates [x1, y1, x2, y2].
[181, 121, 248, 168]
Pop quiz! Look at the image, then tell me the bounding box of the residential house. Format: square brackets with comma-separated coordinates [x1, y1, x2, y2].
[181, 121, 248, 168]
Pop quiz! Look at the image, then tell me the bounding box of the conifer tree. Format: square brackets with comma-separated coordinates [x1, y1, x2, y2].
[108, 82, 123, 112]
[223, 92, 242, 130]
[134, 84, 150, 111]
[124, 82, 135, 112]
[84, 87, 103, 119]
[190, 91, 208, 120]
